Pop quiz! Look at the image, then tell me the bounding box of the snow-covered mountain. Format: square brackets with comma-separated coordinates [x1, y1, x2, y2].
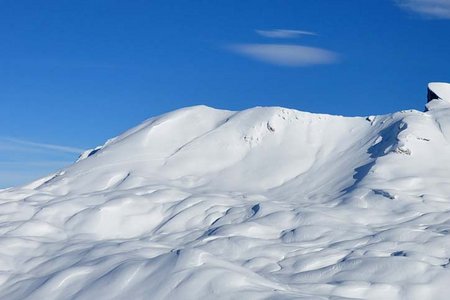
[2, 83, 450, 299]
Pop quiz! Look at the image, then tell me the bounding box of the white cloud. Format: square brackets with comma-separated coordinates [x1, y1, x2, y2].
[396, 0, 450, 18]
[0, 137, 84, 154]
[0, 137, 83, 188]
[0, 161, 73, 167]
[256, 29, 317, 39]
[229, 44, 338, 67]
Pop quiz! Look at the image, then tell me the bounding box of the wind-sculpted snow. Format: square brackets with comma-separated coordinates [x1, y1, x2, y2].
[2, 101, 450, 299]
[428, 82, 450, 102]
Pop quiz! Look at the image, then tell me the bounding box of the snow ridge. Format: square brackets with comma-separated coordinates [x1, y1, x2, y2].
[2, 99, 450, 299]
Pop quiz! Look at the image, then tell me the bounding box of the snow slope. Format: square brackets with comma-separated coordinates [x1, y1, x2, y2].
[2, 94, 450, 299]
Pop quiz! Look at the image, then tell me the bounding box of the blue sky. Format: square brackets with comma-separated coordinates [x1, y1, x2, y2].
[1, 0, 450, 187]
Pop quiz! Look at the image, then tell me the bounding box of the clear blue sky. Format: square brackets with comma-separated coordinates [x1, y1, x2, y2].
[1, 0, 449, 187]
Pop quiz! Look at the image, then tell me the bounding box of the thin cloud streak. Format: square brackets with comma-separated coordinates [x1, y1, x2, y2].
[396, 0, 450, 18]
[0, 161, 73, 167]
[0, 137, 84, 154]
[0, 138, 81, 188]
[256, 29, 317, 39]
[229, 44, 339, 67]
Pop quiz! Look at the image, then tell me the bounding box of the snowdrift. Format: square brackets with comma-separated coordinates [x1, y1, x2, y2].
[2, 88, 450, 299]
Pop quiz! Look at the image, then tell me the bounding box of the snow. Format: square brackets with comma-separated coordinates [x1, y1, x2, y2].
[429, 82, 450, 102]
[2, 97, 450, 299]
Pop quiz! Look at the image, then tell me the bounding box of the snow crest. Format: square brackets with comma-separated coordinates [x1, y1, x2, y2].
[3, 102, 450, 299]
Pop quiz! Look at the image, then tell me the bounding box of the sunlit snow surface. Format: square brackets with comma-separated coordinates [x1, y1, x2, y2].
[2, 100, 450, 299]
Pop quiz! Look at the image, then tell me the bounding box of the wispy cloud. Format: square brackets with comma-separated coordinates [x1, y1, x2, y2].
[0, 137, 84, 154]
[0, 137, 83, 188]
[256, 29, 317, 39]
[396, 0, 450, 18]
[228, 44, 338, 67]
[0, 161, 73, 168]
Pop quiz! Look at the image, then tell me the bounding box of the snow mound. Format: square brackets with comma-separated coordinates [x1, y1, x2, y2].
[2, 89, 450, 299]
